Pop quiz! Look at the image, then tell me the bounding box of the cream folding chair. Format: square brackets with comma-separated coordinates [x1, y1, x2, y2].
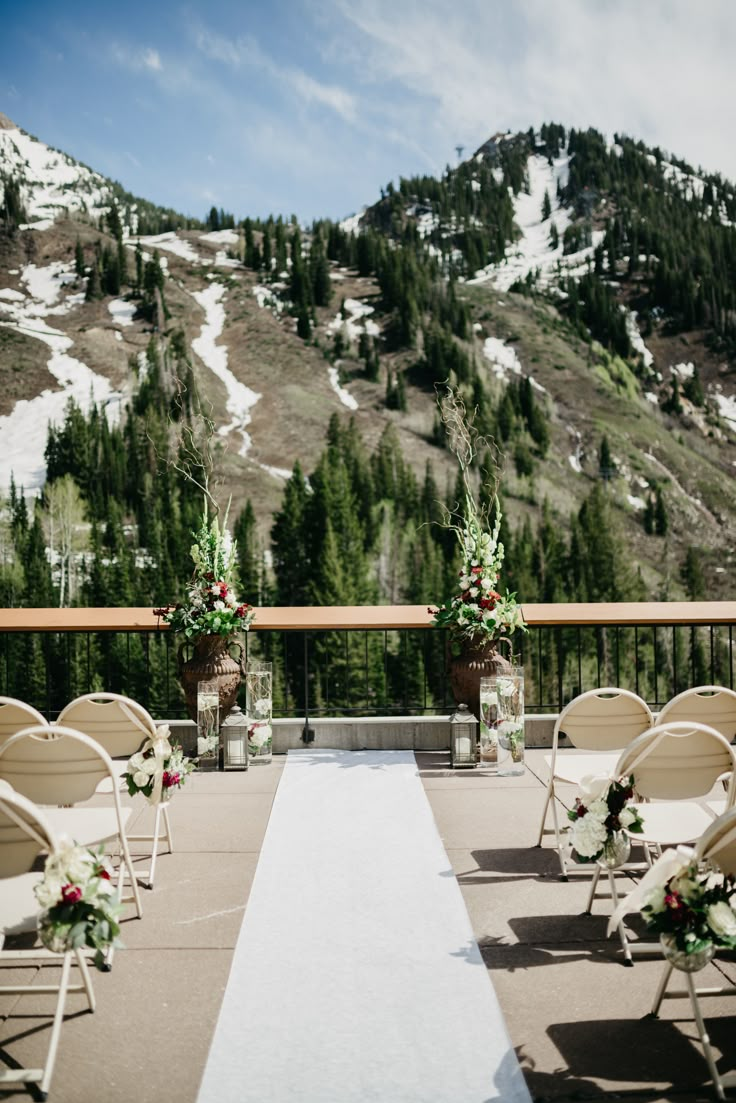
[0, 724, 143, 928]
[0, 786, 97, 1101]
[0, 695, 48, 749]
[604, 720, 736, 964]
[658, 684, 736, 818]
[58, 692, 173, 887]
[649, 806, 736, 1101]
[536, 687, 653, 878]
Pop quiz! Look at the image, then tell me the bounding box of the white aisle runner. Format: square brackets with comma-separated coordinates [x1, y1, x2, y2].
[197, 750, 531, 1103]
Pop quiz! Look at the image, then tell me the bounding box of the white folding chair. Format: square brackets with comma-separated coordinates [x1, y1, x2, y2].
[649, 806, 736, 1101]
[0, 786, 96, 1101]
[604, 721, 736, 964]
[537, 687, 653, 878]
[0, 695, 48, 750]
[58, 692, 173, 887]
[657, 685, 736, 818]
[0, 724, 143, 928]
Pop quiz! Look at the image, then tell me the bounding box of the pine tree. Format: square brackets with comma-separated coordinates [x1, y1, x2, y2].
[680, 545, 705, 599]
[74, 237, 86, 278]
[541, 189, 552, 220]
[654, 488, 668, 535]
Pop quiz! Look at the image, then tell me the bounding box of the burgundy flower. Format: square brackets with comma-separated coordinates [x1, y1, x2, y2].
[61, 883, 82, 904]
[95, 866, 111, 881]
[163, 770, 181, 788]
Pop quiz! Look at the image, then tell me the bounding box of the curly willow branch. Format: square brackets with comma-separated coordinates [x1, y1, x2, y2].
[435, 383, 505, 536]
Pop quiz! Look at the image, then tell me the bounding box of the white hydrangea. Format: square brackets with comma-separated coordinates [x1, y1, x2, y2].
[708, 901, 736, 939]
[569, 812, 608, 860]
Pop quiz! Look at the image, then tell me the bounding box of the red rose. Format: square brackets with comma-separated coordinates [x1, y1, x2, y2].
[61, 884, 82, 904]
[95, 867, 111, 880]
[163, 770, 181, 788]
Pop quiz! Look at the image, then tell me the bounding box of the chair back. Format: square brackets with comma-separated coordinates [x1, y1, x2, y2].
[615, 721, 736, 801]
[57, 692, 156, 758]
[695, 806, 736, 877]
[0, 696, 47, 749]
[0, 785, 57, 878]
[554, 687, 653, 751]
[657, 685, 736, 743]
[0, 724, 114, 806]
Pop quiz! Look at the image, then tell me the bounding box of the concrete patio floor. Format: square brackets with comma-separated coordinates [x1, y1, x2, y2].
[1, 748, 735, 1103]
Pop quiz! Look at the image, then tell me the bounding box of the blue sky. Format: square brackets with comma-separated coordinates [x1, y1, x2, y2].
[2, 0, 735, 224]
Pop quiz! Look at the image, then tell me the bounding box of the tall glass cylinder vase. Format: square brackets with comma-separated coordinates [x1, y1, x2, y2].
[196, 680, 220, 770]
[245, 661, 273, 764]
[480, 668, 525, 776]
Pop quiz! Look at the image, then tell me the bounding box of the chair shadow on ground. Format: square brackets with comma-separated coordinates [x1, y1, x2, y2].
[461, 846, 561, 884]
[525, 1016, 718, 1099]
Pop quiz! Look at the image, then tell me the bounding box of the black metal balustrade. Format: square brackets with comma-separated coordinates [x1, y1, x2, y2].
[1, 602, 735, 722]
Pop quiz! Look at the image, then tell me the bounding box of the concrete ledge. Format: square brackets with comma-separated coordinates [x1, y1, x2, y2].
[165, 713, 560, 754]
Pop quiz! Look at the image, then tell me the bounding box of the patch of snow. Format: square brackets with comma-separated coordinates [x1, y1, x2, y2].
[627, 495, 646, 510]
[327, 364, 358, 410]
[108, 299, 136, 326]
[21, 262, 75, 312]
[470, 151, 580, 291]
[645, 391, 659, 404]
[672, 361, 695, 379]
[200, 229, 239, 246]
[340, 210, 365, 234]
[0, 124, 111, 228]
[257, 463, 293, 481]
[568, 453, 582, 474]
[625, 310, 654, 369]
[329, 272, 346, 281]
[471, 179, 481, 192]
[327, 298, 380, 343]
[0, 314, 122, 494]
[191, 283, 261, 457]
[714, 388, 736, 430]
[214, 250, 241, 268]
[252, 284, 283, 315]
[115, 331, 123, 342]
[137, 232, 201, 264]
[0, 288, 25, 302]
[482, 337, 523, 380]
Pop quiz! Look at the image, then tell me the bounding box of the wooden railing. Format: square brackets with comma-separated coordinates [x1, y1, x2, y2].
[1, 602, 735, 718]
[2, 600, 736, 632]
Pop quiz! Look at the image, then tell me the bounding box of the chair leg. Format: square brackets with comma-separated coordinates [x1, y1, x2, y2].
[536, 782, 553, 846]
[549, 790, 569, 879]
[650, 960, 674, 1017]
[585, 865, 602, 914]
[39, 951, 72, 1098]
[161, 802, 173, 853]
[608, 869, 633, 966]
[687, 971, 725, 1101]
[74, 947, 96, 1012]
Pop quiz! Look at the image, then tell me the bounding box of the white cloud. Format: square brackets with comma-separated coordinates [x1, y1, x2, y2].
[326, 0, 736, 181]
[111, 43, 163, 74]
[191, 24, 356, 123]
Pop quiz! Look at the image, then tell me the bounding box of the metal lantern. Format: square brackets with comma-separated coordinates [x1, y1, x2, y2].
[221, 705, 249, 770]
[196, 680, 220, 770]
[449, 702, 478, 769]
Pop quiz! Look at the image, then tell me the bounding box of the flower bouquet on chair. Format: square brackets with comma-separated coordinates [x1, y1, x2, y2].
[567, 774, 644, 868]
[35, 843, 123, 969]
[639, 856, 736, 971]
[123, 725, 195, 803]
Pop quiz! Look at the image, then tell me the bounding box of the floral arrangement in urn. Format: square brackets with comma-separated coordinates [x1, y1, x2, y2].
[428, 386, 525, 650]
[154, 502, 254, 640]
[35, 842, 123, 968]
[567, 773, 644, 865]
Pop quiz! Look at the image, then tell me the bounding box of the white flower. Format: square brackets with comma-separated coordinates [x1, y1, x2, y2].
[254, 697, 272, 714]
[214, 600, 225, 611]
[458, 575, 471, 589]
[133, 770, 150, 788]
[498, 678, 516, 697]
[128, 751, 145, 772]
[570, 813, 608, 860]
[480, 577, 492, 590]
[497, 720, 522, 739]
[210, 584, 221, 595]
[587, 798, 609, 820]
[469, 586, 479, 598]
[35, 873, 64, 909]
[619, 806, 638, 829]
[707, 901, 736, 939]
[643, 884, 666, 913]
[481, 690, 498, 708]
[141, 757, 159, 776]
[249, 723, 272, 748]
